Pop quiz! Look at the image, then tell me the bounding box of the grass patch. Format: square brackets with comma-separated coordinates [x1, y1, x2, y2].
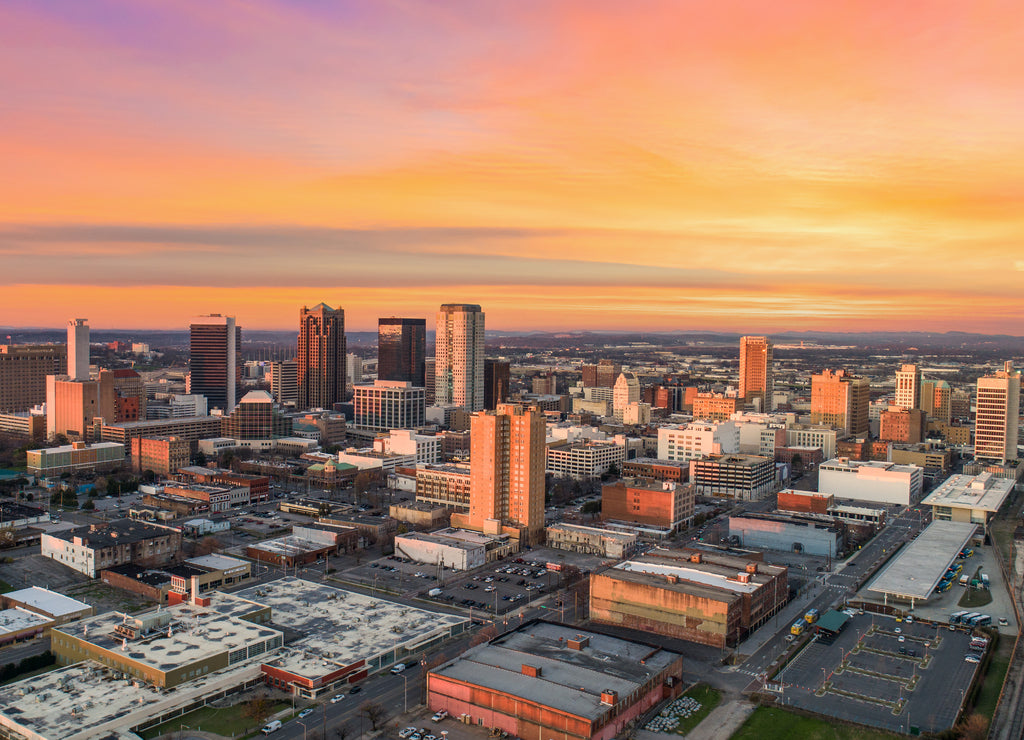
[973, 651, 1011, 720]
[0, 580, 12, 594]
[672, 684, 722, 735]
[730, 707, 901, 740]
[138, 701, 289, 739]
[958, 572, 993, 608]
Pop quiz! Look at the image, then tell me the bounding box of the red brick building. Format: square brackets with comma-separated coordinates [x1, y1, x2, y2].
[601, 478, 694, 532]
[777, 489, 834, 515]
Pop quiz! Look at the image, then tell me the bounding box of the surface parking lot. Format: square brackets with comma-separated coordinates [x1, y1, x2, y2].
[777, 613, 981, 734]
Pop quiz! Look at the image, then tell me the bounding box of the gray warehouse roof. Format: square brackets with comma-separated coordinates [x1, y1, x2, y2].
[868, 520, 978, 601]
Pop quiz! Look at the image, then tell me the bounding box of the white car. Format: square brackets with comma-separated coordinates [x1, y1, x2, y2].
[431, 710, 448, 722]
[330, 694, 345, 703]
[965, 655, 980, 664]
[399, 729, 417, 739]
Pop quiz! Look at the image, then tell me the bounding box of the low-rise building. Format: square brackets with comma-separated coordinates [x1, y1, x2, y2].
[0, 411, 46, 441]
[890, 442, 954, 474]
[161, 482, 243, 513]
[41, 519, 183, 578]
[689, 454, 776, 501]
[132, 434, 190, 475]
[0, 586, 93, 625]
[920, 471, 1016, 534]
[545, 523, 639, 559]
[589, 549, 787, 648]
[777, 489, 834, 514]
[388, 501, 450, 529]
[414, 463, 472, 511]
[177, 466, 271, 504]
[394, 527, 515, 568]
[729, 513, 842, 557]
[169, 554, 253, 599]
[546, 441, 626, 479]
[818, 457, 924, 506]
[26, 440, 125, 475]
[621, 457, 689, 483]
[657, 421, 740, 463]
[428, 621, 683, 740]
[601, 478, 694, 532]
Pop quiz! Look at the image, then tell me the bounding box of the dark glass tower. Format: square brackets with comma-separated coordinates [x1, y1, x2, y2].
[378, 318, 426, 388]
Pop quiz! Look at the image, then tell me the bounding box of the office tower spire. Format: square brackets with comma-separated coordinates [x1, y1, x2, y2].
[435, 303, 485, 412]
[297, 303, 346, 410]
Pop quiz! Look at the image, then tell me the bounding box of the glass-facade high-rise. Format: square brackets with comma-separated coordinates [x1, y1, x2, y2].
[378, 318, 426, 387]
[297, 303, 346, 410]
[188, 314, 240, 412]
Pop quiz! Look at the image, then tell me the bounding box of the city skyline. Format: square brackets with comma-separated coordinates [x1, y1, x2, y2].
[3, 1, 1024, 333]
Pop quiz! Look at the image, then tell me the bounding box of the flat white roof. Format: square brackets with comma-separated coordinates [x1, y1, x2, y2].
[235, 577, 468, 680]
[868, 521, 978, 601]
[4, 587, 91, 618]
[615, 560, 759, 594]
[185, 554, 249, 572]
[0, 607, 51, 636]
[920, 473, 1015, 513]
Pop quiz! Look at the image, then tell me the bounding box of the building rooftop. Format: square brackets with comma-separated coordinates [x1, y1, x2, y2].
[236, 578, 467, 680]
[613, 559, 761, 595]
[696, 454, 771, 467]
[184, 554, 249, 573]
[49, 520, 180, 549]
[103, 416, 216, 430]
[0, 658, 265, 740]
[868, 521, 978, 601]
[546, 522, 638, 543]
[820, 458, 921, 475]
[55, 594, 280, 675]
[431, 621, 679, 721]
[0, 608, 51, 637]
[3, 587, 91, 618]
[0, 502, 47, 521]
[920, 472, 1015, 513]
[247, 536, 329, 557]
[624, 457, 690, 468]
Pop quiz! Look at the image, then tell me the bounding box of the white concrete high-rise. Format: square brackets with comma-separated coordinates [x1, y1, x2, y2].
[67, 319, 90, 381]
[894, 364, 921, 410]
[975, 362, 1021, 463]
[612, 372, 640, 422]
[434, 304, 485, 412]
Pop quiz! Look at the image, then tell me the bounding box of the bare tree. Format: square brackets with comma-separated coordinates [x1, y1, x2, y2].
[956, 714, 989, 740]
[333, 725, 352, 740]
[244, 694, 273, 725]
[359, 701, 387, 731]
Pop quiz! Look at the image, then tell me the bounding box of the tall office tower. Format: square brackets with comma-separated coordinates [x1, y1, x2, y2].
[581, 359, 621, 388]
[67, 319, 90, 381]
[457, 403, 546, 543]
[424, 358, 436, 404]
[435, 303, 485, 412]
[974, 362, 1021, 463]
[377, 318, 426, 387]
[267, 360, 298, 407]
[810, 369, 870, 437]
[0, 344, 66, 412]
[532, 373, 557, 396]
[950, 388, 972, 421]
[894, 364, 921, 410]
[738, 336, 773, 411]
[484, 359, 510, 410]
[920, 379, 952, 423]
[189, 314, 240, 412]
[612, 372, 640, 422]
[346, 353, 363, 397]
[296, 303, 346, 410]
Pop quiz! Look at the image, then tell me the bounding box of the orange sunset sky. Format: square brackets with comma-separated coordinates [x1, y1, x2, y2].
[2, 1, 1023, 333]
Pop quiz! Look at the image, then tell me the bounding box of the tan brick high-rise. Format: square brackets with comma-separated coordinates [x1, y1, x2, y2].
[739, 336, 773, 410]
[810, 369, 870, 437]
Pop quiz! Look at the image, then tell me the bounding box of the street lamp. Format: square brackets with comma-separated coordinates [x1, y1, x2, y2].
[403, 672, 408, 713]
[297, 720, 307, 740]
[179, 723, 190, 740]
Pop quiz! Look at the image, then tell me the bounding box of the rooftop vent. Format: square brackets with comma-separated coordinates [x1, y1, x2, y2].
[522, 664, 541, 677]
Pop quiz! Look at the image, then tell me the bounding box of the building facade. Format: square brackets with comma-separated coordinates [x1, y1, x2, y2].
[41, 520, 183, 578]
[0, 344, 65, 413]
[27, 440, 125, 476]
[689, 454, 775, 501]
[483, 359, 510, 410]
[352, 380, 426, 431]
[810, 369, 870, 437]
[188, 314, 239, 412]
[268, 360, 298, 407]
[818, 458, 923, 505]
[894, 364, 921, 410]
[738, 336, 773, 410]
[601, 479, 694, 531]
[657, 422, 740, 462]
[377, 317, 426, 387]
[434, 303, 485, 412]
[974, 362, 1020, 463]
[297, 303, 346, 410]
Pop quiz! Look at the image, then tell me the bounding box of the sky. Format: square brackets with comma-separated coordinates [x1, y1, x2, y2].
[2, 0, 1023, 333]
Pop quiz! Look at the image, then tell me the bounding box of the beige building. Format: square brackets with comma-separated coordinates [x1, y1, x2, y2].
[810, 369, 870, 437]
[920, 472, 1015, 534]
[612, 372, 640, 423]
[415, 463, 472, 511]
[27, 440, 125, 476]
[894, 364, 920, 410]
[974, 362, 1020, 463]
[45, 371, 116, 440]
[545, 523, 638, 559]
[435, 303, 485, 412]
[0, 344, 66, 413]
[693, 393, 739, 422]
[738, 336, 773, 410]
[452, 403, 546, 543]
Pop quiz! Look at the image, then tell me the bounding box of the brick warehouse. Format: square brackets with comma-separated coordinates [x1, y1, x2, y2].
[589, 549, 787, 648]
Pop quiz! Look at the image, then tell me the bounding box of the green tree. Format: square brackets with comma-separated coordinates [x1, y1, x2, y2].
[81, 499, 95, 510]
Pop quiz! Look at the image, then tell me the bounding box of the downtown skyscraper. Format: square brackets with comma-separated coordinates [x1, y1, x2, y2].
[434, 303, 485, 412]
[377, 317, 426, 387]
[297, 303, 346, 411]
[738, 336, 773, 411]
[188, 314, 239, 412]
[975, 362, 1021, 463]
